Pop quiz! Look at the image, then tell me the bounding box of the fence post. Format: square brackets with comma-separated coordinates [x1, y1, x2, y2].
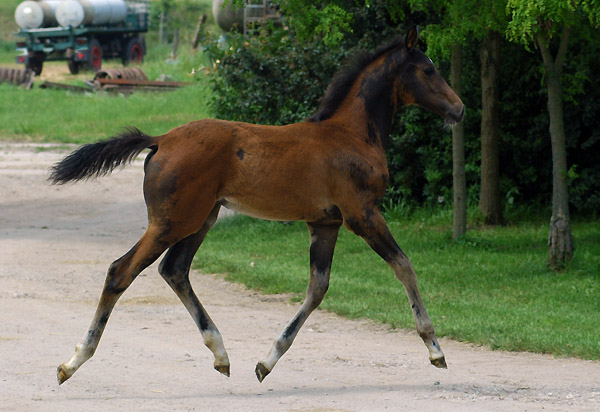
[171, 28, 180, 59]
[159, 12, 165, 43]
[192, 14, 207, 49]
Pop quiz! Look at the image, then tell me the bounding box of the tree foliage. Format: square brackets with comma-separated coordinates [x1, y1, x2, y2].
[507, 0, 600, 46]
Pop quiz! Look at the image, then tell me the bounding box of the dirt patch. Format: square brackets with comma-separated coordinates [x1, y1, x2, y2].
[36, 61, 128, 83]
[1, 142, 599, 412]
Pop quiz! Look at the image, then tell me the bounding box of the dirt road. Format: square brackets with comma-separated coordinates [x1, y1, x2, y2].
[1, 142, 599, 412]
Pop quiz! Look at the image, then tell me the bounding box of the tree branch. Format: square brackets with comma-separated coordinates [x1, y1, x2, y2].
[536, 23, 571, 75]
[536, 31, 554, 71]
[554, 24, 571, 72]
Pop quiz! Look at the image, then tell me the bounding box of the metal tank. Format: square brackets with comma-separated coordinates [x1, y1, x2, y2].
[212, 0, 244, 32]
[15, 1, 60, 29]
[55, 0, 127, 28]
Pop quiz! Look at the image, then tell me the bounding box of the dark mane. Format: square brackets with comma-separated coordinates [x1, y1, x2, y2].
[309, 37, 405, 122]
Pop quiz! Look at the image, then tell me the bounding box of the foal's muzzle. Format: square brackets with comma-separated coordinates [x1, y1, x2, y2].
[446, 105, 465, 125]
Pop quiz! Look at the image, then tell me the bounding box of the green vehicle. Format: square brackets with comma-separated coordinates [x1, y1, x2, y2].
[15, 0, 149, 75]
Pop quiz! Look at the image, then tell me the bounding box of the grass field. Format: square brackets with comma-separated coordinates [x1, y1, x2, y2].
[193, 212, 600, 360]
[0, 64, 212, 142]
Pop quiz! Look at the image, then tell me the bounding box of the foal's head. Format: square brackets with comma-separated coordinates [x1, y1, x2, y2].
[310, 26, 464, 129]
[396, 26, 464, 124]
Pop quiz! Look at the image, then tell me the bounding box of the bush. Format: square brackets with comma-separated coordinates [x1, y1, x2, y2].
[204, 27, 344, 125]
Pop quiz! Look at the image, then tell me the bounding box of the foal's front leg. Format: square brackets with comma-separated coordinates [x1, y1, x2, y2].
[345, 208, 446, 368]
[255, 220, 341, 382]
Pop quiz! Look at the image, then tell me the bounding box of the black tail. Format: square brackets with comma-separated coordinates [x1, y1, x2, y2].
[49, 128, 156, 184]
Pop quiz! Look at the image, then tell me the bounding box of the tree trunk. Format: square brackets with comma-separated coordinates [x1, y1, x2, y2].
[536, 28, 574, 270]
[451, 44, 467, 240]
[479, 31, 503, 225]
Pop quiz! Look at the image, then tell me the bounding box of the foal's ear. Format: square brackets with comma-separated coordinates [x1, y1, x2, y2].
[405, 25, 419, 52]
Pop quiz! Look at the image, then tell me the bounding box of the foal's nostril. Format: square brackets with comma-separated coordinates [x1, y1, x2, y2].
[457, 106, 465, 122]
[449, 105, 465, 123]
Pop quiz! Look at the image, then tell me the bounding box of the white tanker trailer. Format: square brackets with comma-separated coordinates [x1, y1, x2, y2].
[15, 0, 149, 75]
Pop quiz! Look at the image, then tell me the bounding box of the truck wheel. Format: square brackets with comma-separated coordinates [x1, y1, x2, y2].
[88, 38, 102, 71]
[67, 59, 80, 74]
[122, 37, 144, 66]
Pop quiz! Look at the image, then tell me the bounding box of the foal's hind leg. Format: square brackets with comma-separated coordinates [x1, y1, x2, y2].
[57, 225, 171, 384]
[158, 204, 230, 376]
[344, 208, 446, 368]
[256, 220, 341, 382]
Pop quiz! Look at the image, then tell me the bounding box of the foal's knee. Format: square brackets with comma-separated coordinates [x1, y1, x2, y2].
[307, 272, 330, 308]
[104, 258, 130, 295]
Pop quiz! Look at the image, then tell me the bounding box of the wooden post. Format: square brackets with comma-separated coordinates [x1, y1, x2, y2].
[159, 12, 165, 43]
[192, 14, 207, 49]
[171, 28, 180, 59]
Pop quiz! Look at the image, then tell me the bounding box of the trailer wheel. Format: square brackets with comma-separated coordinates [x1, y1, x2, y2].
[67, 59, 80, 75]
[88, 38, 102, 71]
[26, 52, 45, 76]
[122, 37, 144, 66]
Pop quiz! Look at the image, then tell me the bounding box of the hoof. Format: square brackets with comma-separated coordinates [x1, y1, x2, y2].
[214, 364, 230, 377]
[430, 356, 447, 369]
[255, 362, 270, 383]
[57, 365, 71, 385]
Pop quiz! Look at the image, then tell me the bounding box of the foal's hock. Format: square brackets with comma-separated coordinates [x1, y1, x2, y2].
[51, 26, 464, 385]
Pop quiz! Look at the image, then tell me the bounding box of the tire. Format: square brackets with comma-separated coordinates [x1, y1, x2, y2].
[122, 37, 144, 66]
[67, 59, 79, 74]
[26, 52, 45, 76]
[87, 38, 102, 72]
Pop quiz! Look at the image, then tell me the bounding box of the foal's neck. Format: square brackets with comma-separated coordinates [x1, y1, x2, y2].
[341, 52, 403, 151]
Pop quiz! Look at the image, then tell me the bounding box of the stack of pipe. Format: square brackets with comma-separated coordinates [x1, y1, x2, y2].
[0, 68, 35, 89]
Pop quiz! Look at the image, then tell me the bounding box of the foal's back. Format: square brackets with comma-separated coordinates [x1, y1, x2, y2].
[149, 118, 386, 223]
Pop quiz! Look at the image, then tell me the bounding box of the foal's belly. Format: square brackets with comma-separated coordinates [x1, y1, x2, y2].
[220, 197, 325, 222]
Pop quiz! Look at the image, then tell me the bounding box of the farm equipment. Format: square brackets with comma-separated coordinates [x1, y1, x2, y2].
[15, 0, 150, 75]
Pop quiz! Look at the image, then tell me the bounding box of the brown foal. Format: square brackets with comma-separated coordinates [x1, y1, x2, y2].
[51, 26, 464, 385]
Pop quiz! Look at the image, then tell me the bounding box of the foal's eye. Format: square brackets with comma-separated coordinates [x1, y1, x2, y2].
[424, 66, 435, 76]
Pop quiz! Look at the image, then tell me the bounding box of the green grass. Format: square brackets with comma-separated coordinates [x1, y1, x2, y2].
[0, 42, 215, 142]
[193, 212, 600, 360]
[0, 79, 212, 142]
